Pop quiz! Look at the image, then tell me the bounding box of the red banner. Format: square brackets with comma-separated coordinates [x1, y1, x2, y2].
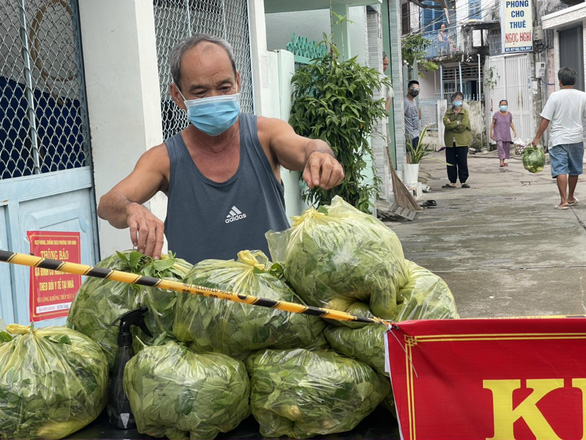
[27, 231, 81, 322]
[385, 317, 586, 440]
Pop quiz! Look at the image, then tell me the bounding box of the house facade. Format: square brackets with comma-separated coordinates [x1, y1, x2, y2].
[0, 0, 389, 326]
[400, 0, 585, 149]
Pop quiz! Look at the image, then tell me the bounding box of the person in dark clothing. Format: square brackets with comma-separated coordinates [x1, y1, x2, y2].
[98, 34, 344, 262]
[442, 92, 472, 188]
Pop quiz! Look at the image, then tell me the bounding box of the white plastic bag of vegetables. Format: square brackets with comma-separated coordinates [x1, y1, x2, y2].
[266, 196, 408, 320]
[173, 250, 326, 358]
[67, 250, 192, 367]
[124, 340, 250, 440]
[246, 348, 389, 439]
[324, 260, 458, 376]
[0, 324, 108, 440]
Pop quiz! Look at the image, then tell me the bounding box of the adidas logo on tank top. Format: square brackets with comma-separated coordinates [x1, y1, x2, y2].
[225, 206, 247, 223]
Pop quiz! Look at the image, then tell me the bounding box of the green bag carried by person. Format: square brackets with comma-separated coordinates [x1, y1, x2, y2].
[522, 145, 545, 173]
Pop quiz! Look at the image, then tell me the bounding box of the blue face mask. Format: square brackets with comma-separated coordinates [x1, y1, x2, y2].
[452, 101, 463, 107]
[181, 92, 240, 136]
[500, 105, 508, 112]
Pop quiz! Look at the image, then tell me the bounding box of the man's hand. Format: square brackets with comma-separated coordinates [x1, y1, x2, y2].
[126, 202, 165, 259]
[302, 151, 345, 190]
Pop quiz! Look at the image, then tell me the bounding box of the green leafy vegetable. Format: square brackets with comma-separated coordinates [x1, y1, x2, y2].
[394, 260, 459, 321]
[324, 323, 388, 375]
[0, 324, 108, 439]
[266, 196, 408, 319]
[325, 260, 458, 376]
[173, 251, 325, 359]
[123, 340, 250, 440]
[67, 250, 192, 367]
[522, 146, 545, 173]
[246, 348, 389, 439]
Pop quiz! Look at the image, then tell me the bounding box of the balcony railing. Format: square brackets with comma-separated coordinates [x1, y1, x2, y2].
[422, 30, 462, 59]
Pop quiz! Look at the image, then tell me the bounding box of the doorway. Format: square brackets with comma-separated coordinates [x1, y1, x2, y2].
[559, 26, 585, 91]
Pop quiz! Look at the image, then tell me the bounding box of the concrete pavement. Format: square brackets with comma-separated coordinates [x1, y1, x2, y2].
[385, 149, 586, 319]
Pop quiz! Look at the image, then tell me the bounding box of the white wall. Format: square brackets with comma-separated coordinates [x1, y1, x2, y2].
[265, 7, 369, 64]
[250, 0, 308, 220]
[78, 0, 165, 259]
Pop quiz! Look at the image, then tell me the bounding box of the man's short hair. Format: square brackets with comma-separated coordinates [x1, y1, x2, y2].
[170, 34, 237, 90]
[558, 67, 577, 86]
[408, 80, 420, 88]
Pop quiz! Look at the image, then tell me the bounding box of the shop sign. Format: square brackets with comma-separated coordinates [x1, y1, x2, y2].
[502, 0, 533, 53]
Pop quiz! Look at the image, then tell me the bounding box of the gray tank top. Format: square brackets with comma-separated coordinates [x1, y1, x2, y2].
[164, 114, 290, 264]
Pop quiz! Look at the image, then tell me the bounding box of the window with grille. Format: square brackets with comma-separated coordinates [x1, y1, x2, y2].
[401, 2, 410, 35]
[0, 0, 90, 180]
[469, 0, 482, 20]
[153, 0, 254, 141]
[421, 1, 447, 33]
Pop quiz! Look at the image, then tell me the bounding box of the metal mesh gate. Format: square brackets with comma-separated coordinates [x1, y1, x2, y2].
[0, 0, 90, 180]
[153, 0, 254, 140]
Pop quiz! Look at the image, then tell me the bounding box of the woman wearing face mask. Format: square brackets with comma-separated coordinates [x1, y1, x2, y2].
[490, 100, 517, 167]
[442, 92, 472, 188]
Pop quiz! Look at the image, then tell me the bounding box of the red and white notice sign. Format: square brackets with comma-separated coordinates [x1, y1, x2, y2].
[27, 230, 81, 322]
[385, 316, 586, 440]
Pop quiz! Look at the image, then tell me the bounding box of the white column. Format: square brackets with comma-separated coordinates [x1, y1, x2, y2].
[78, 0, 164, 258]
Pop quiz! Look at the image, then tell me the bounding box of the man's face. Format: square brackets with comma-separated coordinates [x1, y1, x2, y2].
[440, 24, 446, 31]
[383, 58, 389, 71]
[173, 42, 240, 103]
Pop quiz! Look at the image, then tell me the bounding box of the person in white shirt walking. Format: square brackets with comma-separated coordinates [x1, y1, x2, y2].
[532, 67, 586, 210]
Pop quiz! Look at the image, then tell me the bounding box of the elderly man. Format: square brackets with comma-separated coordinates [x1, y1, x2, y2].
[532, 67, 586, 210]
[98, 34, 344, 263]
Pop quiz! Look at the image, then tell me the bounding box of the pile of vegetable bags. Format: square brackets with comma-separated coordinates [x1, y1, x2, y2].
[263, 196, 458, 427]
[0, 324, 108, 440]
[174, 250, 326, 359]
[53, 196, 459, 440]
[67, 250, 192, 367]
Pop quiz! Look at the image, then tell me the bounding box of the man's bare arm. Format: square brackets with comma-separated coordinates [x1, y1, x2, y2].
[532, 117, 550, 146]
[259, 117, 344, 190]
[98, 144, 169, 257]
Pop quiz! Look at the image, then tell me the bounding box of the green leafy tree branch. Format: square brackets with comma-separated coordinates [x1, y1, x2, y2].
[401, 33, 438, 75]
[289, 32, 390, 213]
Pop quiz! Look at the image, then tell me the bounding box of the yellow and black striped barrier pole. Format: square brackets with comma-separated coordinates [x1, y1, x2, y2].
[0, 250, 393, 327]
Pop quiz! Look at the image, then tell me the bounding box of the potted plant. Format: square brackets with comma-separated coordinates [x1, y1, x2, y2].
[404, 124, 434, 186]
[289, 29, 391, 214]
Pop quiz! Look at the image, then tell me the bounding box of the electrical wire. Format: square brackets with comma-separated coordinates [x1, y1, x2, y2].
[406, 0, 499, 36]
